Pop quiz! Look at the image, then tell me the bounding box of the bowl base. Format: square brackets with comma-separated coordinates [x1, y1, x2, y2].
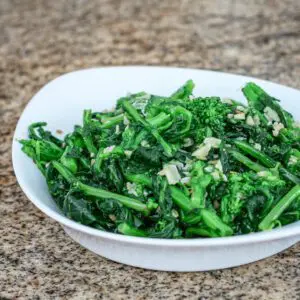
[63, 226, 299, 272]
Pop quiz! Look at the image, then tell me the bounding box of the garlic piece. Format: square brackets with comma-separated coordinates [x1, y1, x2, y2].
[158, 163, 181, 185]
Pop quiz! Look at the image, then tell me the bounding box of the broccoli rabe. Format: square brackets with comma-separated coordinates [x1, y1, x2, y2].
[20, 80, 300, 238]
[186, 96, 232, 142]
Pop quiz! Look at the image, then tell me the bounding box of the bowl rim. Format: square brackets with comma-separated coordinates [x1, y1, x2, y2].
[12, 65, 300, 247]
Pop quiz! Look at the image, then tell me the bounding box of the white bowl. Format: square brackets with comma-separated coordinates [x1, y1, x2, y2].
[12, 66, 300, 271]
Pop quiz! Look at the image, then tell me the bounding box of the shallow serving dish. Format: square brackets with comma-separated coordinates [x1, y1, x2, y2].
[12, 66, 300, 271]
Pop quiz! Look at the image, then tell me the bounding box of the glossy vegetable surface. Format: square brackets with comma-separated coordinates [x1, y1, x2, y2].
[20, 81, 300, 238]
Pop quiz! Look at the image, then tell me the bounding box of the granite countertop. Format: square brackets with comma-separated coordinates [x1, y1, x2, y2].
[1, 0, 300, 299]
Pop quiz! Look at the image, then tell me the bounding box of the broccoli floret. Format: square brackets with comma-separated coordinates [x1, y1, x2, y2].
[221, 172, 255, 225]
[186, 97, 231, 142]
[221, 171, 286, 231]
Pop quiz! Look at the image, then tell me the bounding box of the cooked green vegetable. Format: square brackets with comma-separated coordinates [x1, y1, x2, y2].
[20, 81, 300, 238]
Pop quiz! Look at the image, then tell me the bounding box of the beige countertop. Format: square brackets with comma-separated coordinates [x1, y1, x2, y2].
[1, 0, 299, 299]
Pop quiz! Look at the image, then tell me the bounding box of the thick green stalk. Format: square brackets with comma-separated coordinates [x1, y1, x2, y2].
[280, 168, 300, 184]
[147, 112, 172, 130]
[171, 79, 195, 100]
[125, 173, 152, 187]
[122, 100, 148, 126]
[234, 141, 300, 184]
[190, 161, 211, 209]
[117, 223, 147, 237]
[234, 141, 275, 168]
[83, 109, 92, 125]
[100, 114, 124, 129]
[93, 146, 124, 175]
[76, 181, 150, 214]
[242, 84, 260, 103]
[200, 209, 233, 237]
[52, 161, 76, 184]
[53, 161, 150, 214]
[82, 135, 98, 155]
[122, 100, 173, 157]
[130, 113, 173, 149]
[93, 148, 104, 174]
[191, 184, 206, 208]
[169, 186, 193, 212]
[182, 214, 202, 225]
[77, 126, 97, 155]
[60, 146, 78, 174]
[229, 150, 267, 173]
[80, 157, 91, 170]
[259, 185, 300, 230]
[132, 131, 148, 149]
[81, 110, 98, 155]
[158, 177, 168, 212]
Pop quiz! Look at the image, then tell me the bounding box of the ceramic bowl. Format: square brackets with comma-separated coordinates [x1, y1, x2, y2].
[12, 66, 300, 271]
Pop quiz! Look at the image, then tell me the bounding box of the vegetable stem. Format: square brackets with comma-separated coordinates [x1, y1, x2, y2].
[200, 209, 233, 237]
[169, 186, 193, 212]
[52, 161, 76, 184]
[234, 141, 300, 184]
[125, 173, 152, 187]
[182, 213, 202, 225]
[259, 185, 300, 230]
[122, 100, 174, 157]
[118, 223, 147, 237]
[100, 114, 124, 129]
[229, 150, 266, 173]
[234, 140, 275, 168]
[76, 182, 150, 214]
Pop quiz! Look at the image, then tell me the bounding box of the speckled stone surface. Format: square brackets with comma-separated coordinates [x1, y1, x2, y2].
[1, 0, 300, 299]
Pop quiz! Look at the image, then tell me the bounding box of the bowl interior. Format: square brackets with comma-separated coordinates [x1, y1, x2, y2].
[12, 66, 300, 241]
